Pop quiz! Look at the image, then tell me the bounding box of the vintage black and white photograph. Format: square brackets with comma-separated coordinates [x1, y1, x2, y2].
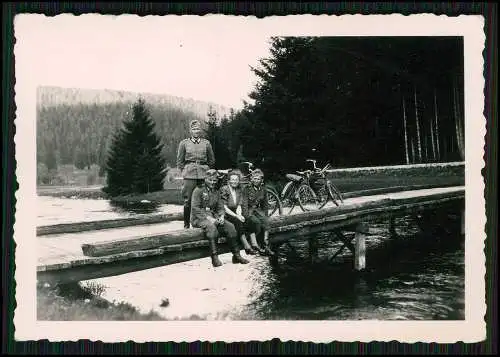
[14, 14, 486, 342]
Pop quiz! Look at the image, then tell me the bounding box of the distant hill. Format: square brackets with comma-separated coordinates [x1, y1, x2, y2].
[36, 85, 233, 120]
[36, 86, 235, 184]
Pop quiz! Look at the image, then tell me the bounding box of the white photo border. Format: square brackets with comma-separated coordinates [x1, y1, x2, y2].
[13, 13, 486, 343]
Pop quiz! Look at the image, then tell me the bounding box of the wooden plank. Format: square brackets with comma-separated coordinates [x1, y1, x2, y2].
[341, 183, 460, 199]
[81, 228, 205, 257]
[80, 188, 464, 258]
[38, 245, 232, 285]
[37, 212, 183, 236]
[270, 195, 463, 243]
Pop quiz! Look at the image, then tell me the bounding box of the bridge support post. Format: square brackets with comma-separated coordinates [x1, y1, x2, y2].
[389, 215, 398, 238]
[308, 236, 319, 264]
[354, 223, 369, 271]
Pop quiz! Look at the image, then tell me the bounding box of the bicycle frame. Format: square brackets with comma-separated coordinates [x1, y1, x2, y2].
[279, 159, 343, 213]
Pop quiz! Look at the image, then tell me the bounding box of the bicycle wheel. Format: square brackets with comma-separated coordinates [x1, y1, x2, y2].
[316, 183, 330, 209]
[280, 181, 298, 214]
[266, 187, 283, 216]
[296, 184, 322, 212]
[327, 180, 344, 206]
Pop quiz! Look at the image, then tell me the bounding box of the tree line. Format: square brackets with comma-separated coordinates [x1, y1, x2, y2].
[205, 36, 465, 181]
[38, 36, 465, 192]
[37, 102, 201, 176]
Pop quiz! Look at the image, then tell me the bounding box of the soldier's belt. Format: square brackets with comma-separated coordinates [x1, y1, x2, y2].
[185, 160, 206, 165]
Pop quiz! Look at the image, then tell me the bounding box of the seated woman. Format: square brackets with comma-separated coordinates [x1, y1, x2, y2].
[190, 169, 249, 267]
[242, 168, 275, 256]
[220, 170, 257, 255]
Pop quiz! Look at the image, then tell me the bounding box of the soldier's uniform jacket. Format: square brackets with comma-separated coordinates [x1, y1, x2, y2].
[242, 184, 269, 218]
[176, 138, 215, 179]
[190, 185, 225, 226]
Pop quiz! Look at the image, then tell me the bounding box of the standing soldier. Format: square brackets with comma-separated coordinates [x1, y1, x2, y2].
[191, 169, 250, 268]
[177, 120, 216, 228]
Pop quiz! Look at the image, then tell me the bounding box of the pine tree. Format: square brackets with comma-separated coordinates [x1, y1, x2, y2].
[103, 98, 167, 196]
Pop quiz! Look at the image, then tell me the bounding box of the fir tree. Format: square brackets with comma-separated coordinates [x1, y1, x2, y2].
[103, 98, 167, 196]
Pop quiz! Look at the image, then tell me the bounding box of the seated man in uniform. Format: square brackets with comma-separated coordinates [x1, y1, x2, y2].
[242, 168, 275, 256]
[190, 169, 250, 268]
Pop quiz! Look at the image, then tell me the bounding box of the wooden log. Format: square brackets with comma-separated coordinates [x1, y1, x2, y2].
[38, 244, 232, 285]
[354, 223, 369, 271]
[81, 190, 464, 257]
[271, 195, 463, 243]
[37, 212, 183, 236]
[341, 183, 461, 199]
[81, 228, 206, 257]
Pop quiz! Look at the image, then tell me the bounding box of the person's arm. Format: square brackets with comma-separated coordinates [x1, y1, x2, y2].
[176, 140, 186, 171]
[241, 189, 249, 218]
[224, 205, 239, 218]
[206, 141, 215, 168]
[190, 187, 205, 223]
[216, 192, 225, 220]
[236, 204, 242, 216]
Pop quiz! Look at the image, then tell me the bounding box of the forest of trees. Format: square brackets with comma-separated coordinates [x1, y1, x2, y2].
[205, 36, 465, 180]
[37, 101, 200, 177]
[37, 36, 465, 187]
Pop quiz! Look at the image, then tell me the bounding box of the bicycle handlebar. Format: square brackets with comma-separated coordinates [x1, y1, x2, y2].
[241, 161, 255, 170]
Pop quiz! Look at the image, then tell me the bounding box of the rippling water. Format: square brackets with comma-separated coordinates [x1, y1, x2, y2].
[37, 196, 181, 226]
[240, 222, 464, 320]
[39, 196, 464, 320]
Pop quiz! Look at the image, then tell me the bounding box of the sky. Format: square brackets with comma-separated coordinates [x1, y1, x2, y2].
[15, 14, 482, 110]
[15, 15, 276, 110]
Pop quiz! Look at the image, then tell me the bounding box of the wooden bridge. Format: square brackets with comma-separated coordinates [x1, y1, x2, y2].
[37, 185, 465, 285]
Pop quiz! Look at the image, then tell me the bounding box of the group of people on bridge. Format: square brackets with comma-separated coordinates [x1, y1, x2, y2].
[177, 120, 275, 268]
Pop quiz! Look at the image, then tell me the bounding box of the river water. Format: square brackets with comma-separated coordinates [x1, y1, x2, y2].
[38, 196, 465, 321]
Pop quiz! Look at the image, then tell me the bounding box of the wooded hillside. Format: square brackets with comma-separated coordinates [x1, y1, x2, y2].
[36, 86, 232, 182]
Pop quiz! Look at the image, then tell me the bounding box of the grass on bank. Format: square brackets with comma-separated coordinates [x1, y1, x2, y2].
[37, 281, 166, 321]
[37, 164, 465, 205]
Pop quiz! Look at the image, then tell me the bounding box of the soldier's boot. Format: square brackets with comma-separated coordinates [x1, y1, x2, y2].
[232, 250, 249, 264]
[209, 238, 222, 268]
[263, 231, 276, 256]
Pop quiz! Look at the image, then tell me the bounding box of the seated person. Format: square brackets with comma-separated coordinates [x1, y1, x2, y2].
[190, 169, 249, 267]
[242, 168, 275, 256]
[220, 170, 257, 255]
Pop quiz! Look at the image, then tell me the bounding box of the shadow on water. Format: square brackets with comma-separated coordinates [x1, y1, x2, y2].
[242, 214, 465, 321]
[109, 200, 162, 215]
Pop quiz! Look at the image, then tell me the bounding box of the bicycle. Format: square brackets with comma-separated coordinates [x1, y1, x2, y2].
[279, 159, 344, 213]
[216, 162, 283, 217]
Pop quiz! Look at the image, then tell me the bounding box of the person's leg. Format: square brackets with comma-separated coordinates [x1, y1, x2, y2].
[246, 215, 264, 252]
[220, 220, 248, 264]
[226, 215, 254, 254]
[255, 213, 275, 256]
[198, 220, 223, 267]
[182, 179, 197, 229]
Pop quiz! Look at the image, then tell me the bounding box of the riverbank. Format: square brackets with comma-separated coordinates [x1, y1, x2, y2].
[37, 281, 166, 321]
[36, 162, 465, 205]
